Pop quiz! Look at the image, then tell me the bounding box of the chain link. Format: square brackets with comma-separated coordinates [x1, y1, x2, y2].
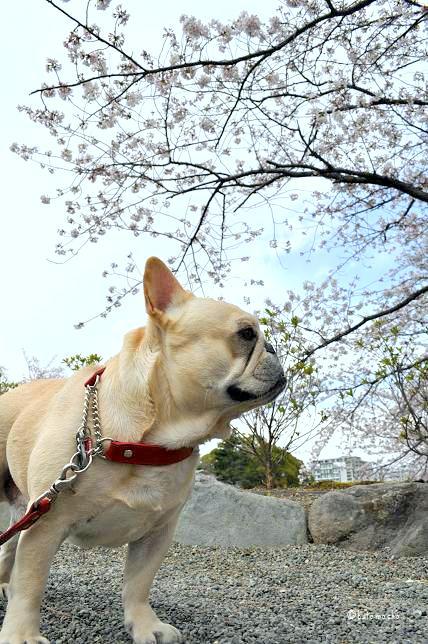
[33, 448, 93, 508]
[91, 382, 104, 447]
[75, 375, 107, 459]
[33, 374, 106, 509]
[77, 384, 91, 438]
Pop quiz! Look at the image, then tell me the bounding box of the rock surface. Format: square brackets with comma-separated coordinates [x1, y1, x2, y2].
[2, 479, 427, 557]
[175, 474, 308, 547]
[308, 482, 428, 557]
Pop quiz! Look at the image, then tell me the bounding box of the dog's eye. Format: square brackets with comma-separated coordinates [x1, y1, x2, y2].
[238, 327, 257, 341]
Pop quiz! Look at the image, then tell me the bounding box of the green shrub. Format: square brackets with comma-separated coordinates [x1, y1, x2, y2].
[62, 354, 103, 371]
[200, 435, 302, 489]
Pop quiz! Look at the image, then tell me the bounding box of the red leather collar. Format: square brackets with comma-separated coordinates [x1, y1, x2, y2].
[84, 367, 194, 466]
[103, 441, 193, 465]
[84, 367, 107, 387]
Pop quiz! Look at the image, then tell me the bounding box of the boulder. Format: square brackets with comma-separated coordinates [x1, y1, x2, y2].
[308, 482, 428, 557]
[175, 474, 308, 547]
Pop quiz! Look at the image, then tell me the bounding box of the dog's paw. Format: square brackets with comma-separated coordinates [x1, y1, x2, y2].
[126, 619, 182, 644]
[0, 583, 9, 600]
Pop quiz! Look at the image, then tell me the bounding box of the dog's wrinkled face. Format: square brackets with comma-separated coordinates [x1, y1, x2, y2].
[160, 297, 285, 415]
[144, 258, 285, 424]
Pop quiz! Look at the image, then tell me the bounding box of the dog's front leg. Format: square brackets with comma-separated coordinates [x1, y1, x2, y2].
[0, 493, 30, 599]
[123, 510, 182, 644]
[0, 514, 65, 644]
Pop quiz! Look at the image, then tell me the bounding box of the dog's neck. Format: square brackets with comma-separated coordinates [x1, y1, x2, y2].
[144, 414, 233, 449]
[97, 325, 232, 448]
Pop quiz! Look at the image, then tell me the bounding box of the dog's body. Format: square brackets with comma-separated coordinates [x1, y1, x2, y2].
[0, 258, 285, 644]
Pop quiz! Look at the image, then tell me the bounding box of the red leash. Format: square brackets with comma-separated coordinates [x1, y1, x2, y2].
[0, 497, 52, 547]
[0, 367, 193, 546]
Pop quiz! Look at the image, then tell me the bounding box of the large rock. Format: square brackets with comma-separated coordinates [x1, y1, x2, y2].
[308, 482, 428, 557]
[175, 474, 308, 547]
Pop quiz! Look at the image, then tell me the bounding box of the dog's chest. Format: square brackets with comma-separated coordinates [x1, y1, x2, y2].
[67, 458, 196, 548]
[67, 501, 166, 547]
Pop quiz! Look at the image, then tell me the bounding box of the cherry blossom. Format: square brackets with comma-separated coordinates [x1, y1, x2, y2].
[11, 0, 428, 472]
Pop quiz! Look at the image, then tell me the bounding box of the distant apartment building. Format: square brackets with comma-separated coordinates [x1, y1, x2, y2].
[309, 455, 372, 483]
[309, 455, 415, 483]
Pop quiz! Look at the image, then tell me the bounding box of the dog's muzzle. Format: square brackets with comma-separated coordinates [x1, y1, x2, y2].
[227, 375, 286, 402]
[227, 342, 286, 403]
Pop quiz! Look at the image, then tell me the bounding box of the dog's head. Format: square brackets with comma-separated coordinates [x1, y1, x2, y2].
[137, 257, 285, 444]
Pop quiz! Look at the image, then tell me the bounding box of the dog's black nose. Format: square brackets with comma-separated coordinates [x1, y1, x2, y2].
[264, 341, 275, 355]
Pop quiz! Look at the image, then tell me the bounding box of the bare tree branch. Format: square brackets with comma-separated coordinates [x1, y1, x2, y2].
[305, 285, 428, 359]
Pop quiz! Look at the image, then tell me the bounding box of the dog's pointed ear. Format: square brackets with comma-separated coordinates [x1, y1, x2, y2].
[144, 257, 190, 320]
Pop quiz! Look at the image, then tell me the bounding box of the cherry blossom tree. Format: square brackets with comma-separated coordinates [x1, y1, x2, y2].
[234, 308, 327, 489]
[12, 0, 428, 470]
[328, 326, 428, 477]
[14, 0, 427, 310]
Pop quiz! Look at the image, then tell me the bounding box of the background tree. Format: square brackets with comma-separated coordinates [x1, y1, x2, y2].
[10, 0, 428, 471]
[200, 434, 261, 488]
[15, 0, 427, 327]
[62, 353, 103, 371]
[278, 278, 427, 476]
[200, 434, 302, 489]
[328, 326, 428, 477]
[22, 353, 65, 380]
[0, 354, 103, 394]
[234, 307, 327, 489]
[0, 368, 18, 396]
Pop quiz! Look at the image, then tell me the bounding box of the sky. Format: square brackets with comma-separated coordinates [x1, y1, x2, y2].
[1, 0, 283, 381]
[0, 0, 369, 464]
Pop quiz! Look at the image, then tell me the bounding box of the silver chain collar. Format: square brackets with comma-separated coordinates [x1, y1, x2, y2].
[33, 374, 109, 508]
[76, 376, 106, 463]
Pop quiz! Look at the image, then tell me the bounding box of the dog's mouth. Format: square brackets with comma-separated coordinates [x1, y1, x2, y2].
[227, 376, 286, 404]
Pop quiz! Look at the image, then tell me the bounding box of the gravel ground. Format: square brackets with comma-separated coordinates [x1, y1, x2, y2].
[1, 542, 427, 644]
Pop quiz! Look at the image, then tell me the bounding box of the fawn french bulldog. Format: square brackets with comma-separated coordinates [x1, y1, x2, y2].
[0, 257, 285, 644]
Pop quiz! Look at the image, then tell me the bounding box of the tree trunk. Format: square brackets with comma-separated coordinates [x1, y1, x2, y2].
[265, 461, 273, 494]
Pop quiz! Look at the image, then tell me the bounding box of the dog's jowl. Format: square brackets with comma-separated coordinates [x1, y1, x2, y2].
[0, 257, 285, 644]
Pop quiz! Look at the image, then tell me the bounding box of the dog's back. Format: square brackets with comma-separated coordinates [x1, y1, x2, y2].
[0, 380, 65, 500]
